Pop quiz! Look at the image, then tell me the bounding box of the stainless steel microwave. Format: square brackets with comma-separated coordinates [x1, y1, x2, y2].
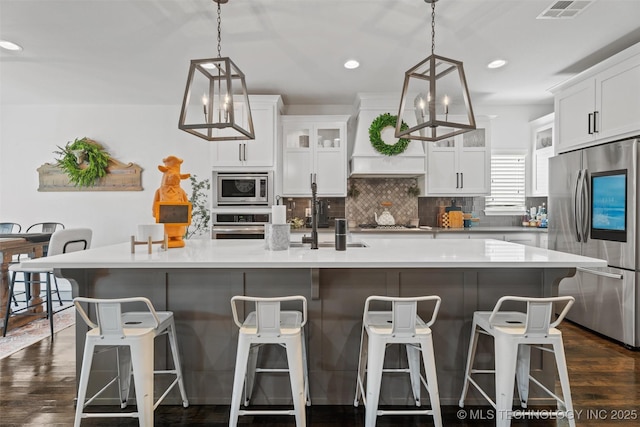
[213, 171, 273, 206]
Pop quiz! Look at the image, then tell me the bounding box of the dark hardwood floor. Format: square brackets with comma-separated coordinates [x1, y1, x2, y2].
[1, 321, 638, 426]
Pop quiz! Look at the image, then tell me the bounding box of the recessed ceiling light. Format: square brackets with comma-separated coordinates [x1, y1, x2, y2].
[344, 59, 360, 70]
[487, 59, 507, 69]
[0, 40, 23, 51]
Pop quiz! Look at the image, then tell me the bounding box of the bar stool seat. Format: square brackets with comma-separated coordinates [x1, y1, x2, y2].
[459, 296, 576, 427]
[229, 295, 310, 427]
[73, 297, 188, 427]
[353, 295, 443, 427]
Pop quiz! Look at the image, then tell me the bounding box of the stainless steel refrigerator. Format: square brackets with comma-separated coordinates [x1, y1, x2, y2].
[549, 137, 639, 349]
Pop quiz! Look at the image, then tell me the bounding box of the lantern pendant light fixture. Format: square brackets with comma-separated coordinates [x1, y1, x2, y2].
[179, 0, 254, 141]
[396, 0, 476, 142]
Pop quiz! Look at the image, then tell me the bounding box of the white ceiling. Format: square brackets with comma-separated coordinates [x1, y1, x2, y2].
[2, 0, 640, 107]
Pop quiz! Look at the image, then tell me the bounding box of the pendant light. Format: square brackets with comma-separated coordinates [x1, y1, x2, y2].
[179, 0, 254, 141]
[396, 0, 476, 142]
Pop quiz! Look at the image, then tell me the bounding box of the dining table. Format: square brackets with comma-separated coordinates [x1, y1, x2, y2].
[0, 233, 51, 332]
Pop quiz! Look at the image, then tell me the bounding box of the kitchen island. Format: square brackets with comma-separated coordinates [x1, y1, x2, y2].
[22, 237, 605, 407]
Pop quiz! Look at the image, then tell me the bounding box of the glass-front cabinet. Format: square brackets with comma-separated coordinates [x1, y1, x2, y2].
[426, 118, 491, 195]
[281, 115, 349, 197]
[529, 113, 554, 196]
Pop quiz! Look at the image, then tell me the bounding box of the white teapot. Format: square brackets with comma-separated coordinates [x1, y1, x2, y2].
[374, 208, 395, 226]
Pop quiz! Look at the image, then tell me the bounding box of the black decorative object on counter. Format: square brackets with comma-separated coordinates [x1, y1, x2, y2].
[335, 219, 346, 251]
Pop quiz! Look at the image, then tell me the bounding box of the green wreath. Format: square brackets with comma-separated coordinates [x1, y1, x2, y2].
[369, 113, 410, 156]
[54, 137, 110, 187]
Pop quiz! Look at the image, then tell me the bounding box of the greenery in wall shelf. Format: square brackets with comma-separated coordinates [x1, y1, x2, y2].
[53, 137, 110, 187]
[369, 113, 410, 156]
[407, 179, 420, 197]
[347, 181, 360, 199]
[185, 174, 211, 239]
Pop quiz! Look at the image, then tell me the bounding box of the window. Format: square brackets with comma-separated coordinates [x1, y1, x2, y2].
[485, 153, 526, 215]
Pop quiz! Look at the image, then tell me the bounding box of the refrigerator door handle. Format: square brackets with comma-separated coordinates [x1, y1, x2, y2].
[576, 267, 624, 280]
[580, 168, 590, 243]
[574, 169, 583, 242]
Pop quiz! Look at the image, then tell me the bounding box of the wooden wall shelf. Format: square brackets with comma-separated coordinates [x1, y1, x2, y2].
[37, 158, 143, 192]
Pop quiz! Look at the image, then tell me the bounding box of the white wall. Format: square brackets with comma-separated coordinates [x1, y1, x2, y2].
[0, 104, 212, 246]
[475, 104, 552, 151]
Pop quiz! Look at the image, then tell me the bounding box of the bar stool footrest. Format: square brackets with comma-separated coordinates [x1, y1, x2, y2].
[238, 409, 297, 416]
[378, 409, 436, 416]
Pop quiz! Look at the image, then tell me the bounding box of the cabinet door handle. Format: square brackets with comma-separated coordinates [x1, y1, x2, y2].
[588, 113, 593, 134]
[456, 172, 459, 188]
[593, 111, 599, 133]
[242, 143, 247, 161]
[238, 144, 242, 161]
[460, 172, 464, 188]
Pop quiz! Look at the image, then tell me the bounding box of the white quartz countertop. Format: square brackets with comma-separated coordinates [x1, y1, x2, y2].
[21, 237, 606, 269]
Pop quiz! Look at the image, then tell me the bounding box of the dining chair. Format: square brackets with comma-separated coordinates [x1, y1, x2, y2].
[26, 222, 65, 233]
[24, 223, 65, 257]
[0, 222, 21, 233]
[2, 228, 92, 340]
[1, 222, 24, 305]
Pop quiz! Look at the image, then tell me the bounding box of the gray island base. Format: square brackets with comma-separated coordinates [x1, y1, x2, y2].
[27, 238, 606, 407]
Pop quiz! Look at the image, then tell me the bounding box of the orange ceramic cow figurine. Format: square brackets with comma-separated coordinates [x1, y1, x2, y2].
[153, 155, 191, 248]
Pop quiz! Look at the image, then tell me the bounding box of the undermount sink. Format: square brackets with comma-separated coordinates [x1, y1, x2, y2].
[289, 241, 368, 248]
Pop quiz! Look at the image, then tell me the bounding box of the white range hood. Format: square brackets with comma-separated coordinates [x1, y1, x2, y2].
[350, 93, 425, 177]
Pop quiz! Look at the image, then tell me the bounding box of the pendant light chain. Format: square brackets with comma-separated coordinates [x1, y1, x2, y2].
[217, 0, 222, 58]
[431, 0, 436, 55]
[179, 0, 255, 141]
[395, 0, 476, 142]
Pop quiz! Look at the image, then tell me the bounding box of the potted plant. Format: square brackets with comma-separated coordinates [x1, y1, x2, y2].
[185, 174, 211, 239]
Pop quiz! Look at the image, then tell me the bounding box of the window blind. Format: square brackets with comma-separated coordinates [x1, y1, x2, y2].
[485, 154, 526, 212]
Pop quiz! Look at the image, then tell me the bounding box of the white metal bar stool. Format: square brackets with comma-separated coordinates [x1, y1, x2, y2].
[229, 295, 310, 427]
[73, 297, 189, 427]
[353, 295, 443, 427]
[459, 296, 576, 427]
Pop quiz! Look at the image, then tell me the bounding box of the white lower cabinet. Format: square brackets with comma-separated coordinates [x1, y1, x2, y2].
[351, 232, 435, 240]
[435, 231, 546, 247]
[436, 232, 497, 240]
[504, 232, 538, 247]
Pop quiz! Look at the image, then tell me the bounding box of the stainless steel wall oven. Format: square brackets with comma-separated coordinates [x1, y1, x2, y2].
[211, 212, 270, 239]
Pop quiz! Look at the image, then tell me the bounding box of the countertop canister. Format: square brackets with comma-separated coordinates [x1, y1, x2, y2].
[335, 218, 346, 251]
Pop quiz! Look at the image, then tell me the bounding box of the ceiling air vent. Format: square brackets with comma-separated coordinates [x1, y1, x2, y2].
[537, 0, 595, 19]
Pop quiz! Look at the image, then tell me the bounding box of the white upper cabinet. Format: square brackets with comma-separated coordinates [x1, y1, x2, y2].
[597, 57, 640, 139]
[554, 79, 595, 150]
[281, 115, 349, 197]
[211, 95, 283, 168]
[553, 43, 640, 153]
[529, 113, 554, 197]
[426, 118, 491, 195]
